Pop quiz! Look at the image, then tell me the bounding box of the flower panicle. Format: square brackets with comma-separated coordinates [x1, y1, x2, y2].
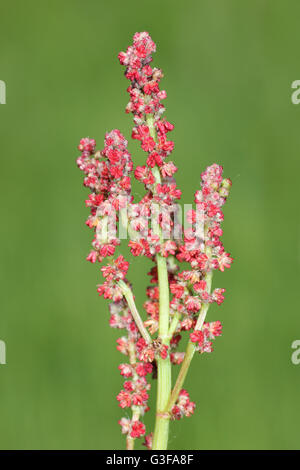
[76, 31, 233, 449]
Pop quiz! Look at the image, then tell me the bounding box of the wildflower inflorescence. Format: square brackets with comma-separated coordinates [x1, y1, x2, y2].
[76, 32, 233, 450]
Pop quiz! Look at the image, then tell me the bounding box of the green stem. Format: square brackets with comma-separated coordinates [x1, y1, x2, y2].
[118, 279, 152, 344]
[165, 269, 213, 413]
[152, 252, 171, 450]
[168, 312, 181, 340]
[146, 113, 171, 450]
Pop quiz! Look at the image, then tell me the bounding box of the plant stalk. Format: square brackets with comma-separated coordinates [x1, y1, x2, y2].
[146, 113, 172, 450]
[165, 269, 213, 413]
[152, 252, 172, 450]
[118, 279, 152, 344]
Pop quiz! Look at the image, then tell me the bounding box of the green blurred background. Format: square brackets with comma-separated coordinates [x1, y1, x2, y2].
[0, 0, 299, 450]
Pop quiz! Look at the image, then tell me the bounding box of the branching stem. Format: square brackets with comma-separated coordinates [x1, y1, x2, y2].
[165, 268, 213, 413]
[118, 279, 152, 344]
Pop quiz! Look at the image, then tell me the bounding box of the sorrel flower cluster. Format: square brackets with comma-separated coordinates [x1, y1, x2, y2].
[76, 32, 233, 450]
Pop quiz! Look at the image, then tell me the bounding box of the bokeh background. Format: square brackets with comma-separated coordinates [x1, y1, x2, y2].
[0, 0, 299, 450]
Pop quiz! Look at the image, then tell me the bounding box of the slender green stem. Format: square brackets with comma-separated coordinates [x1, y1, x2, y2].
[118, 279, 152, 344]
[146, 113, 172, 450]
[165, 269, 213, 413]
[165, 342, 195, 412]
[168, 312, 181, 340]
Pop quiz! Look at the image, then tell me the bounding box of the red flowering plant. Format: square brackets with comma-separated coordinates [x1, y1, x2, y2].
[76, 32, 233, 450]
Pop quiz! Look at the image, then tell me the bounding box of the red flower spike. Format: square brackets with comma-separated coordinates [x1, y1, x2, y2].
[76, 31, 233, 448]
